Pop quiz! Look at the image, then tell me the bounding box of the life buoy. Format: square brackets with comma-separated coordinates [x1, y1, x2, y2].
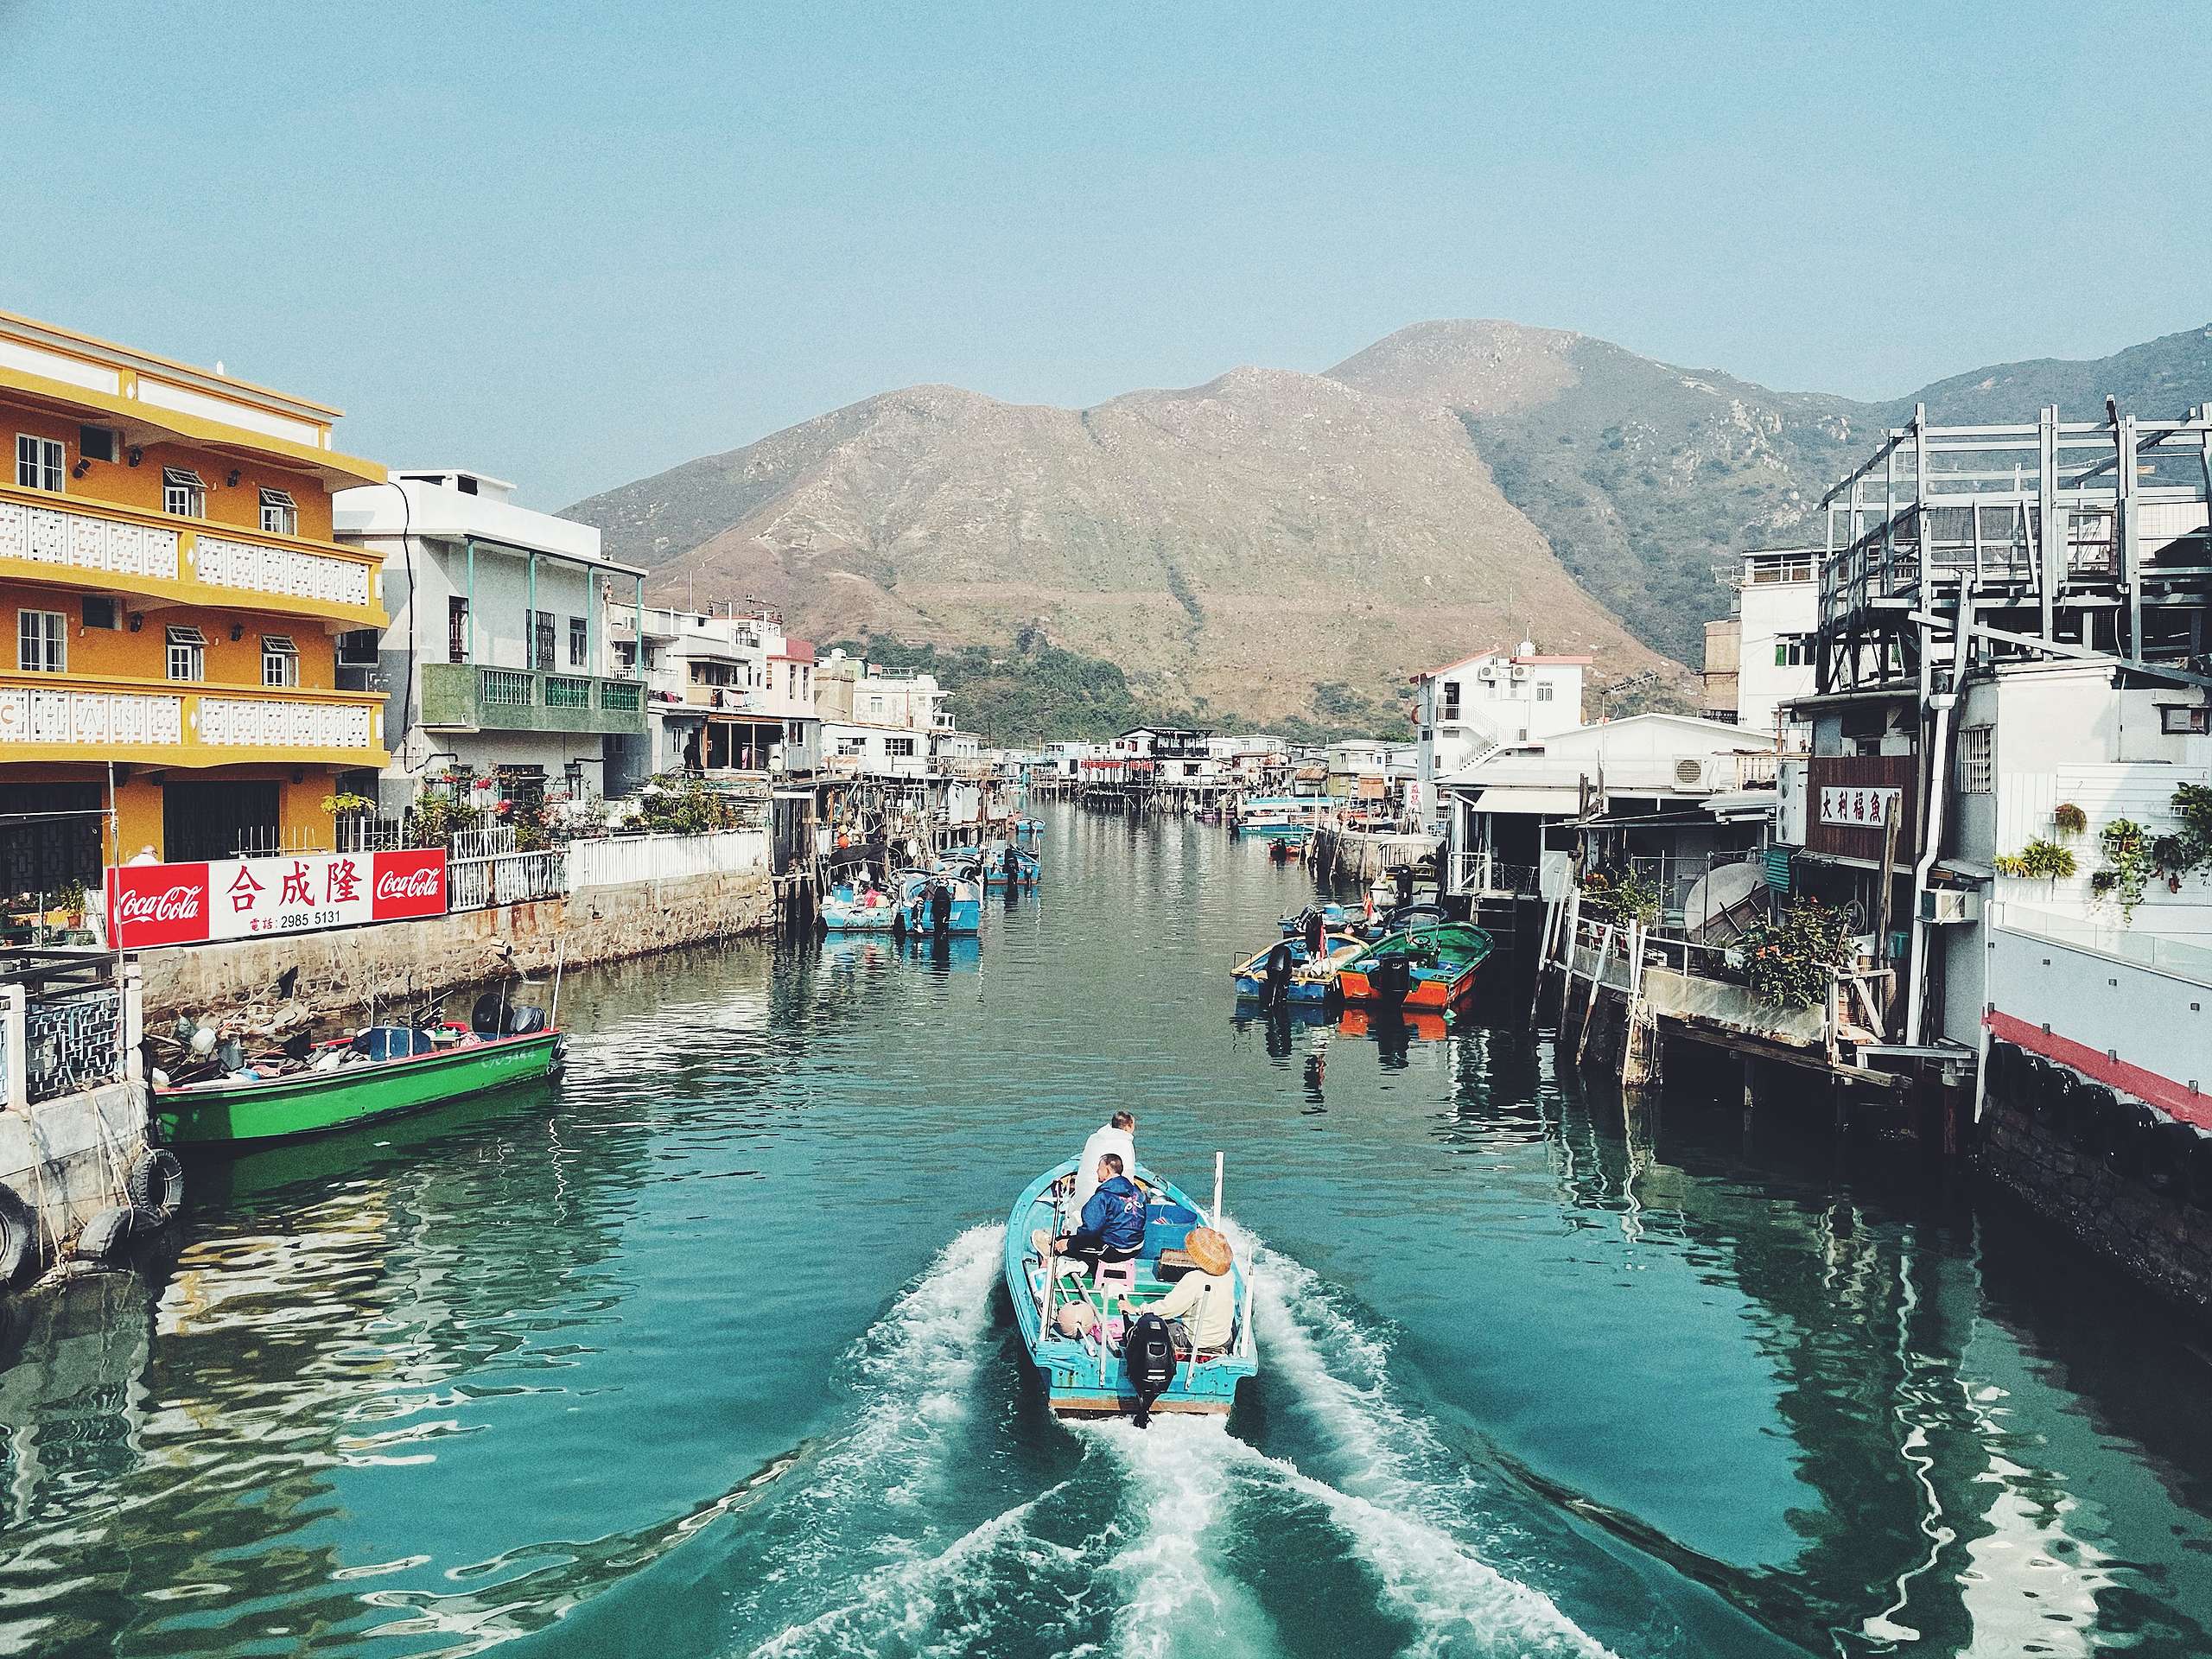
[0, 1183, 33, 1285]
[125, 1146, 186, 1217]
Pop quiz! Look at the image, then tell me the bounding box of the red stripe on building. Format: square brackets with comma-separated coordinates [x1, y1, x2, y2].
[1985, 1008, 2212, 1130]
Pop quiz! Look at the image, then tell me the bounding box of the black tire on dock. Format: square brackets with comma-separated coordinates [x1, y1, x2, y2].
[2145, 1116, 2197, 1196]
[0, 1183, 34, 1287]
[73, 1205, 137, 1265]
[125, 1147, 186, 1217]
[2184, 1129, 2212, 1211]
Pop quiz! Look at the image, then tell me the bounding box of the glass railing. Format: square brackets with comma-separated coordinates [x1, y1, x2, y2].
[1995, 902, 2212, 988]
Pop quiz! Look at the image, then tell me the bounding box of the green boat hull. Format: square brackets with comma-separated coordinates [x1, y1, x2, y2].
[155, 1033, 564, 1147]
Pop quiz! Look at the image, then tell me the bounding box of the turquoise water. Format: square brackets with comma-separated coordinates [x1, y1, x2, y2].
[3, 804, 2209, 1657]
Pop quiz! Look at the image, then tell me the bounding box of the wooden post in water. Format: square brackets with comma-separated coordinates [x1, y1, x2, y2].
[1575, 922, 1615, 1069]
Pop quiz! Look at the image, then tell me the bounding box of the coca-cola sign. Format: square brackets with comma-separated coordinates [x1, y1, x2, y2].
[107, 864, 210, 948]
[108, 848, 448, 949]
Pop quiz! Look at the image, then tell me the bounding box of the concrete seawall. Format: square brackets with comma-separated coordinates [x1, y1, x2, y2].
[142, 866, 773, 1024]
[1978, 1043, 2212, 1317]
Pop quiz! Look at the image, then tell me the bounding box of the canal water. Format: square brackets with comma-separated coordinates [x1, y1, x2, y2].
[3, 805, 2209, 1658]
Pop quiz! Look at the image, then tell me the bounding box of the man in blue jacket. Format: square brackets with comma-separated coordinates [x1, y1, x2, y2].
[1034, 1153, 1147, 1274]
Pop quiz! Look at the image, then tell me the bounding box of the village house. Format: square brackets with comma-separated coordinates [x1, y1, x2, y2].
[603, 601, 818, 791]
[0, 308, 390, 878]
[1408, 645, 1587, 831]
[334, 468, 646, 812]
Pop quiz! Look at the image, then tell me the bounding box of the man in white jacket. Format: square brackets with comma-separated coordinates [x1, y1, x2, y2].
[1071, 1111, 1136, 1212]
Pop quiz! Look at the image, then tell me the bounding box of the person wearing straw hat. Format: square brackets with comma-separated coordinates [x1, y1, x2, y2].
[1124, 1227, 1236, 1356]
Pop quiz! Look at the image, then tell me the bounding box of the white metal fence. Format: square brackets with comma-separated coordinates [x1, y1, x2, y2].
[448, 849, 569, 912]
[569, 830, 768, 890]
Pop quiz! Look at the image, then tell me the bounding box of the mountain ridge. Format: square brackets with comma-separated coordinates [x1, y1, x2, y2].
[568, 319, 2212, 730]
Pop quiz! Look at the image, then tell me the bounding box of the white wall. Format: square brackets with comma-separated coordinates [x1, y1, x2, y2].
[1736, 577, 1816, 742]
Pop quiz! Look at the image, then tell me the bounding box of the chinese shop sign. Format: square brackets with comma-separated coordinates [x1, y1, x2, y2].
[107, 849, 447, 949]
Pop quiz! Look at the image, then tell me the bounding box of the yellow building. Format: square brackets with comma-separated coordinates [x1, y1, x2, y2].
[0, 308, 389, 887]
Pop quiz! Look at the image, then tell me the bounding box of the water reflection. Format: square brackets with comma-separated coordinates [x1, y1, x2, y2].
[0, 808, 2205, 1658]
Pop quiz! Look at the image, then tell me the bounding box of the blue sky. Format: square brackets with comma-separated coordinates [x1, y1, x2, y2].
[6, 2, 2209, 507]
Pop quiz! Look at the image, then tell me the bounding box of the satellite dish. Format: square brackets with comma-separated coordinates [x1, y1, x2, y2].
[1684, 860, 1765, 940]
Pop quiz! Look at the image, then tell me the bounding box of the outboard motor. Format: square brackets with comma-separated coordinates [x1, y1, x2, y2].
[471, 992, 505, 1036]
[1002, 844, 1021, 884]
[1124, 1312, 1178, 1428]
[1262, 942, 1294, 1007]
[1375, 957, 1414, 1005]
[931, 882, 953, 933]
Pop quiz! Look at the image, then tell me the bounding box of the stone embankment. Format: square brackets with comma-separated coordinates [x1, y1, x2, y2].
[143, 865, 772, 1026]
[1977, 1039, 2212, 1316]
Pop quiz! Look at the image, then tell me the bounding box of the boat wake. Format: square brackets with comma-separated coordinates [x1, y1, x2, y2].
[732, 1224, 1623, 1659]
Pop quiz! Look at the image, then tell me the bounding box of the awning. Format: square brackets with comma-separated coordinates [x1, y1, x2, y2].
[1457, 785, 1580, 816]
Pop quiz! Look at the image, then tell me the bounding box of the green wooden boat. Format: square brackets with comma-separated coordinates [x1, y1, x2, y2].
[154, 1026, 568, 1147]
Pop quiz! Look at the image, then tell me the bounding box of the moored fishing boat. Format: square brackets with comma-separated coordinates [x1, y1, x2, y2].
[155, 1007, 566, 1147]
[821, 879, 902, 931]
[1335, 920, 1494, 1010]
[1230, 931, 1364, 1004]
[898, 868, 982, 935]
[1005, 1155, 1257, 1421]
[982, 837, 1040, 889]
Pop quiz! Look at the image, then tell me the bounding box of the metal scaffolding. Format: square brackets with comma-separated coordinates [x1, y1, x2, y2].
[1817, 403, 2212, 694]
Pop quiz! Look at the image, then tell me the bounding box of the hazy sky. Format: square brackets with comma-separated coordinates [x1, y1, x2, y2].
[7, 2, 2209, 507]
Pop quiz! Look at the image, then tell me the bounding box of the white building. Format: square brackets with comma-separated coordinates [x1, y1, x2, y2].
[1438, 712, 1777, 899]
[1707, 549, 1817, 745]
[1410, 645, 1588, 830]
[334, 469, 647, 810]
[606, 603, 817, 789]
[814, 651, 954, 780]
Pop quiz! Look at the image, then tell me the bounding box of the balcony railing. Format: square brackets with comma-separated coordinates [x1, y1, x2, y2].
[0, 484, 381, 619]
[419, 663, 647, 736]
[0, 671, 384, 758]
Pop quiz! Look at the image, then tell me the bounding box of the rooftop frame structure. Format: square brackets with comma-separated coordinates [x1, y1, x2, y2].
[1817, 403, 2212, 695]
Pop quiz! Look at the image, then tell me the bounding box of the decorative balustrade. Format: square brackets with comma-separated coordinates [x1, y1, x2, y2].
[0, 677, 378, 753]
[0, 496, 180, 580]
[417, 664, 647, 734]
[0, 486, 377, 614]
[191, 531, 372, 607]
[543, 674, 594, 709]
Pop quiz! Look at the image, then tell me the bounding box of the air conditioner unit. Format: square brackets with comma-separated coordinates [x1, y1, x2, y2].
[1919, 888, 1981, 925]
[1510, 664, 1529, 681]
[1475, 666, 1498, 683]
[1673, 757, 1713, 791]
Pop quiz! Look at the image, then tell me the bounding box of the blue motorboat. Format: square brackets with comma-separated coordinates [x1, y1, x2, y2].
[983, 837, 1041, 889]
[1278, 901, 1351, 938]
[1230, 931, 1365, 1003]
[1005, 1157, 1257, 1420]
[897, 868, 982, 936]
[820, 879, 903, 931]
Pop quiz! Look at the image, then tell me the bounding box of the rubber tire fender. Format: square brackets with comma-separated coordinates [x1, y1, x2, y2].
[2184, 1128, 2212, 1212]
[0, 1182, 34, 1286]
[2145, 1116, 2197, 1196]
[125, 1146, 186, 1216]
[2107, 1097, 2157, 1179]
[73, 1205, 138, 1265]
[1985, 1040, 2020, 1099]
[2061, 1074, 2102, 1149]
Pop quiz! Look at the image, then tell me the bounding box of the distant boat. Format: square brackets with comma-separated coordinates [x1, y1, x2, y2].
[1236, 796, 1324, 846]
[1005, 1156, 1257, 1421]
[1335, 920, 1494, 1010]
[1230, 931, 1365, 1004]
[898, 868, 982, 935]
[982, 837, 1040, 889]
[821, 880, 903, 931]
[156, 1008, 565, 1147]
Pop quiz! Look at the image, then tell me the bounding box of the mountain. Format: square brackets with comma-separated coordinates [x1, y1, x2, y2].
[570, 368, 1674, 731]
[568, 319, 2212, 734]
[1329, 320, 2212, 664]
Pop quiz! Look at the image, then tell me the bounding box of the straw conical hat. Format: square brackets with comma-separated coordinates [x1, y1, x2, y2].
[1184, 1226, 1232, 1276]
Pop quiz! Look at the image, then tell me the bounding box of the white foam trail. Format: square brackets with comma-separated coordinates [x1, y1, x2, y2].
[1076, 1415, 1279, 1659]
[1224, 1228, 1618, 1659]
[749, 1485, 1079, 1658]
[754, 1224, 1004, 1604]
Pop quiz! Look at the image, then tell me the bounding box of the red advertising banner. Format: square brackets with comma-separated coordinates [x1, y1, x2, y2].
[107, 849, 448, 950]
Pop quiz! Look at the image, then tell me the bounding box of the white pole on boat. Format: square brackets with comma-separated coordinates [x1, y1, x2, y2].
[1211, 1151, 1224, 1226]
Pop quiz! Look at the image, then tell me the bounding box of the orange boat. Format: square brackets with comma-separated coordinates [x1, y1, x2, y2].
[1338, 1006, 1450, 1042]
[1334, 922, 1494, 1011]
